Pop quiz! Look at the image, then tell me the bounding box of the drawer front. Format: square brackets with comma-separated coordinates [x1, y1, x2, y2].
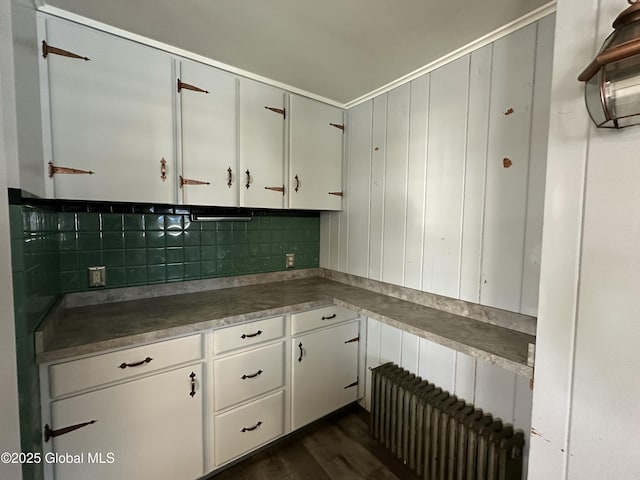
[214, 342, 284, 411]
[214, 390, 284, 465]
[49, 334, 202, 399]
[213, 315, 285, 355]
[291, 304, 360, 335]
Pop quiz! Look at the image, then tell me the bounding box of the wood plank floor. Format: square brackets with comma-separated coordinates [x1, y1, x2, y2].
[209, 405, 417, 480]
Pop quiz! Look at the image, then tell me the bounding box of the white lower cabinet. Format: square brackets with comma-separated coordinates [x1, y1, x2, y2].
[291, 320, 360, 430]
[214, 390, 285, 465]
[46, 364, 204, 480]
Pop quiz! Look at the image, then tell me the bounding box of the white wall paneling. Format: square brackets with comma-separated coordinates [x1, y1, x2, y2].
[368, 95, 387, 281]
[404, 75, 430, 290]
[381, 84, 410, 285]
[479, 23, 537, 312]
[345, 101, 372, 277]
[422, 56, 470, 298]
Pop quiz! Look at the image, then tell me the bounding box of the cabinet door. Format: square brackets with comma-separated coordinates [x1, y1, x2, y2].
[238, 78, 286, 208]
[289, 95, 344, 210]
[179, 60, 238, 206]
[42, 17, 174, 203]
[47, 364, 204, 480]
[291, 321, 359, 429]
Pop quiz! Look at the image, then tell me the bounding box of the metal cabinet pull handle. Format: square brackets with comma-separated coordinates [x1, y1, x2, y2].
[298, 342, 304, 362]
[245, 170, 251, 189]
[241, 369, 263, 380]
[321, 314, 337, 321]
[118, 357, 152, 369]
[160, 158, 167, 182]
[241, 421, 263, 433]
[227, 167, 233, 188]
[44, 420, 97, 442]
[241, 330, 262, 339]
[294, 175, 300, 192]
[189, 371, 197, 397]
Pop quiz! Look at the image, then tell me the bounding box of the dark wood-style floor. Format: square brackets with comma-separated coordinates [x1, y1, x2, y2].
[209, 405, 417, 480]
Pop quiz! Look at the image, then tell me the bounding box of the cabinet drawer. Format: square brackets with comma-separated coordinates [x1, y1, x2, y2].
[49, 334, 202, 398]
[214, 390, 284, 465]
[291, 305, 360, 334]
[213, 315, 285, 355]
[214, 342, 284, 411]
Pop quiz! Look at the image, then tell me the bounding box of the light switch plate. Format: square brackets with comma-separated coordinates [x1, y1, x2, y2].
[88, 266, 106, 287]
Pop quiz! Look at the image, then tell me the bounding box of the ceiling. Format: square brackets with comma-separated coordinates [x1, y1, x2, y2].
[41, 0, 551, 105]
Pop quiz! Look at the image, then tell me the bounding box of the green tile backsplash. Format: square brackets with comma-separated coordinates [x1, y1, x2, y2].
[9, 201, 320, 480]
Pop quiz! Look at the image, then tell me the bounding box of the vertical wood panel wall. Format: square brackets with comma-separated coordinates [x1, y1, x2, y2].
[322, 16, 555, 478]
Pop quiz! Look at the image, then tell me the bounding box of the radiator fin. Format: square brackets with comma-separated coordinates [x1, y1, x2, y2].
[370, 363, 524, 480]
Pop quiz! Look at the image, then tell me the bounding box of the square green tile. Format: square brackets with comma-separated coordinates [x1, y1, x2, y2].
[78, 251, 103, 269]
[10, 206, 24, 239]
[202, 260, 217, 278]
[216, 231, 233, 245]
[103, 250, 125, 267]
[58, 232, 78, 251]
[201, 246, 217, 261]
[216, 246, 232, 260]
[184, 246, 200, 263]
[145, 215, 165, 231]
[77, 232, 102, 250]
[125, 249, 146, 266]
[60, 271, 82, 292]
[216, 259, 233, 277]
[146, 248, 166, 265]
[59, 251, 79, 271]
[166, 231, 183, 247]
[166, 263, 184, 282]
[77, 212, 101, 231]
[56, 212, 77, 232]
[124, 231, 146, 249]
[166, 247, 184, 264]
[147, 265, 166, 283]
[165, 215, 183, 231]
[102, 213, 124, 231]
[146, 231, 165, 248]
[201, 230, 216, 245]
[106, 267, 126, 287]
[184, 262, 201, 280]
[201, 221, 218, 231]
[232, 230, 249, 245]
[102, 231, 124, 250]
[126, 266, 147, 285]
[124, 214, 145, 231]
[183, 230, 201, 246]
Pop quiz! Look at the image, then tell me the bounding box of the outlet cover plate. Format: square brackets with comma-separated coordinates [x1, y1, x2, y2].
[286, 253, 295, 269]
[88, 266, 106, 287]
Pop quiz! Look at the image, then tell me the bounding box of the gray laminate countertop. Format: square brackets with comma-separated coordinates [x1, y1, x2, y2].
[36, 276, 534, 376]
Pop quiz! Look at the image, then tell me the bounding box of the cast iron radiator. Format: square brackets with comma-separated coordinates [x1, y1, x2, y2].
[370, 363, 525, 480]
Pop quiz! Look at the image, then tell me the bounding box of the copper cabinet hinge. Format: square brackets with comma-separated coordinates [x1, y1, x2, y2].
[264, 185, 285, 195]
[328, 191, 344, 197]
[160, 158, 167, 182]
[344, 336, 360, 344]
[42, 41, 89, 61]
[330, 123, 345, 131]
[177, 79, 209, 94]
[179, 175, 210, 187]
[264, 106, 286, 118]
[44, 420, 96, 442]
[48, 162, 94, 178]
[344, 380, 359, 389]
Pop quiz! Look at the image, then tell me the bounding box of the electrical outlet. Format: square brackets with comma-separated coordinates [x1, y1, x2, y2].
[286, 253, 295, 269]
[88, 266, 106, 287]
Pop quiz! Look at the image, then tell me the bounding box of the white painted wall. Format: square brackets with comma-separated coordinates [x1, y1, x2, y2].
[321, 16, 555, 479]
[0, 0, 25, 477]
[529, 1, 640, 479]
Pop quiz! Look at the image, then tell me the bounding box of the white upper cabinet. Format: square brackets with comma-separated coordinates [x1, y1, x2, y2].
[40, 16, 175, 204]
[238, 78, 287, 209]
[289, 95, 344, 210]
[178, 60, 238, 206]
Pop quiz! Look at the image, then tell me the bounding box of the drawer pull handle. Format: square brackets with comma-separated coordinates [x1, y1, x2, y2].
[44, 420, 97, 442]
[189, 371, 197, 398]
[298, 342, 304, 362]
[321, 314, 337, 320]
[241, 330, 262, 339]
[118, 357, 153, 369]
[241, 421, 263, 433]
[241, 369, 263, 380]
[245, 169, 251, 189]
